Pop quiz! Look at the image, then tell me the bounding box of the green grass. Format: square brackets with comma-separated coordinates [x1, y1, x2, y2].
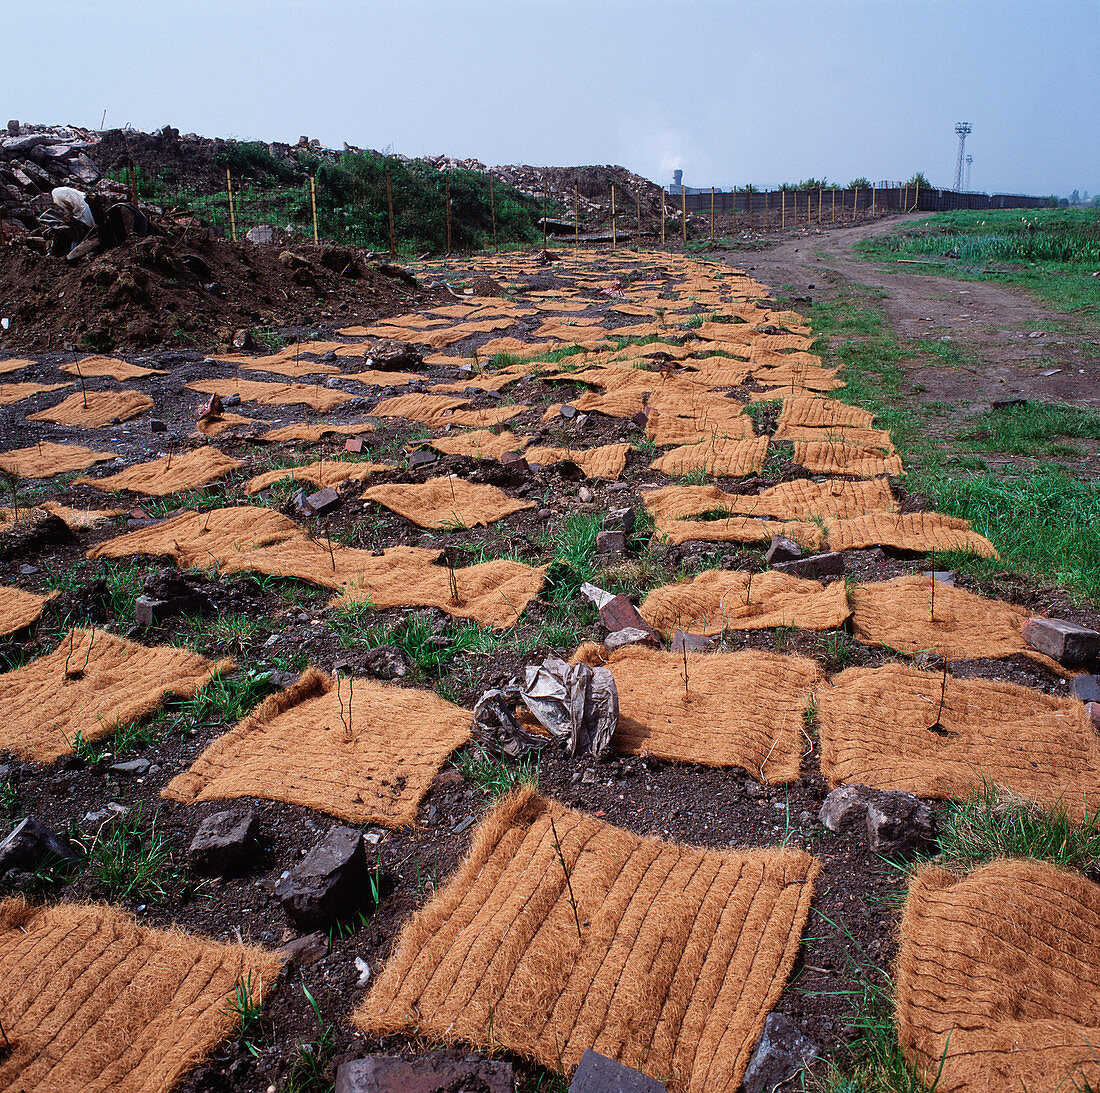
[453, 744, 539, 798]
[937, 782, 1100, 878]
[957, 400, 1100, 457]
[856, 208, 1100, 313]
[282, 985, 338, 1093]
[543, 513, 603, 601]
[143, 668, 275, 738]
[84, 805, 179, 902]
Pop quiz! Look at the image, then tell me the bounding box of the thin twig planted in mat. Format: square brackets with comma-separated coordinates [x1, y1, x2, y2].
[548, 811, 583, 942]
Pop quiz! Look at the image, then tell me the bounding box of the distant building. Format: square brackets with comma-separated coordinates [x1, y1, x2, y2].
[667, 169, 723, 196]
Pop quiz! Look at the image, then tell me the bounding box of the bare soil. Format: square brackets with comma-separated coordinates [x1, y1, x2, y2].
[0, 218, 1097, 1091]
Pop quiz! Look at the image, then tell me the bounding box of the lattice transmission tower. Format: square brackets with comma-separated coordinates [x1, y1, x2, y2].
[965, 154, 973, 191]
[953, 122, 971, 191]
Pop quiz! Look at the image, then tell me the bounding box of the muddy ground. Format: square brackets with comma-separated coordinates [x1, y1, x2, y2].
[0, 215, 1097, 1092]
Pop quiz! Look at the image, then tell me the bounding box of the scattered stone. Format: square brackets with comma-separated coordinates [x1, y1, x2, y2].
[188, 809, 259, 875]
[765, 535, 803, 564]
[866, 792, 937, 857]
[365, 338, 421, 370]
[821, 784, 935, 856]
[596, 530, 626, 555]
[598, 594, 660, 644]
[670, 631, 715, 654]
[362, 645, 411, 680]
[578, 486, 595, 503]
[304, 486, 341, 515]
[277, 931, 329, 967]
[1088, 703, 1100, 731]
[630, 410, 649, 429]
[150, 418, 167, 433]
[0, 817, 77, 875]
[345, 437, 364, 453]
[18, 564, 38, 575]
[231, 328, 254, 351]
[991, 397, 1027, 409]
[407, 448, 437, 469]
[245, 224, 276, 245]
[818, 784, 877, 835]
[605, 627, 660, 652]
[275, 825, 368, 930]
[135, 591, 204, 627]
[580, 581, 615, 610]
[452, 816, 476, 835]
[569, 1048, 665, 1092]
[135, 569, 213, 626]
[772, 551, 845, 580]
[604, 506, 636, 535]
[335, 1055, 515, 1093]
[108, 758, 150, 776]
[607, 481, 629, 492]
[742, 1013, 820, 1093]
[924, 570, 957, 586]
[1071, 675, 1100, 704]
[560, 403, 577, 420]
[354, 956, 372, 988]
[1021, 618, 1100, 666]
[224, 392, 242, 407]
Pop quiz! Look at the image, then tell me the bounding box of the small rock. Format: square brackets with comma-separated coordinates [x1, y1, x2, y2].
[304, 486, 340, 515]
[819, 785, 878, 834]
[598, 594, 661, 644]
[108, 758, 150, 776]
[452, 816, 475, 835]
[224, 392, 242, 407]
[18, 564, 38, 576]
[580, 769, 598, 785]
[772, 551, 845, 579]
[670, 631, 715, 654]
[630, 410, 650, 429]
[407, 448, 437, 469]
[596, 530, 626, 555]
[343, 437, 364, 454]
[277, 931, 329, 967]
[231, 329, 254, 351]
[1071, 675, 1100, 704]
[354, 956, 372, 988]
[923, 570, 957, 586]
[569, 1048, 665, 1092]
[275, 825, 368, 930]
[188, 809, 259, 875]
[866, 793, 936, 857]
[578, 486, 595, 503]
[0, 817, 77, 875]
[1021, 618, 1100, 666]
[150, 419, 167, 433]
[362, 645, 410, 680]
[580, 581, 615, 610]
[336, 1055, 514, 1093]
[560, 403, 577, 420]
[765, 535, 803, 564]
[1087, 702, 1100, 730]
[245, 224, 276, 245]
[604, 507, 636, 535]
[605, 627, 660, 652]
[742, 1013, 820, 1093]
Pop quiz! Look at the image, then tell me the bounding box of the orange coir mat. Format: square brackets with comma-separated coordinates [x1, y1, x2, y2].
[28, 389, 153, 428]
[361, 478, 533, 529]
[355, 788, 819, 1093]
[245, 459, 388, 494]
[163, 668, 470, 826]
[650, 435, 769, 478]
[425, 430, 528, 460]
[792, 439, 903, 477]
[194, 411, 257, 437]
[850, 575, 1067, 675]
[641, 477, 896, 524]
[0, 382, 71, 406]
[896, 859, 1100, 1093]
[61, 355, 165, 380]
[0, 897, 281, 1093]
[651, 513, 823, 549]
[0, 628, 230, 762]
[817, 663, 1100, 819]
[258, 421, 374, 443]
[574, 643, 820, 782]
[0, 441, 116, 478]
[0, 586, 53, 637]
[525, 442, 632, 480]
[640, 570, 851, 639]
[776, 395, 875, 431]
[824, 512, 997, 558]
[187, 378, 354, 412]
[76, 446, 242, 496]
[0, 503, 122, 534]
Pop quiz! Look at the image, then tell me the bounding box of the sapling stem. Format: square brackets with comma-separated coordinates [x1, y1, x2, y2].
[549, 812, 582, 942]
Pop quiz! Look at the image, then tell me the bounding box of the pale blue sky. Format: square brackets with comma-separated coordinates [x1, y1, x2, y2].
[7, 0, 1098, 195]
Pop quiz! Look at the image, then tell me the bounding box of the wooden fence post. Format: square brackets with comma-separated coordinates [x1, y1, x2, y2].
[818, 185, 822, 225]
[225, 167, 237, 242]
[781, 189, 786, 230]
[661, 189, 666, 244]
[445, 170, 452, 254]
[853, 186, 859, 222]
[489, 174, 497, 251]
[611, 183, 617, 250]
[914, 180, 920, 212]
[384, 167, 397, 258]
[636, 191, 641, 238]
[764, 190, 769, 231]
[710, 186, 714, 240]
[681, 187, 687, 246]
[309, 175, 318, 243]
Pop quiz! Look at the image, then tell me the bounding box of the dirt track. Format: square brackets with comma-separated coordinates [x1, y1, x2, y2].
[721, 215, 1100, 408]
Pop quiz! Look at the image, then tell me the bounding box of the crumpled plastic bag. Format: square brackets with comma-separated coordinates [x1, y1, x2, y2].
[471, 655, 618, 759]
